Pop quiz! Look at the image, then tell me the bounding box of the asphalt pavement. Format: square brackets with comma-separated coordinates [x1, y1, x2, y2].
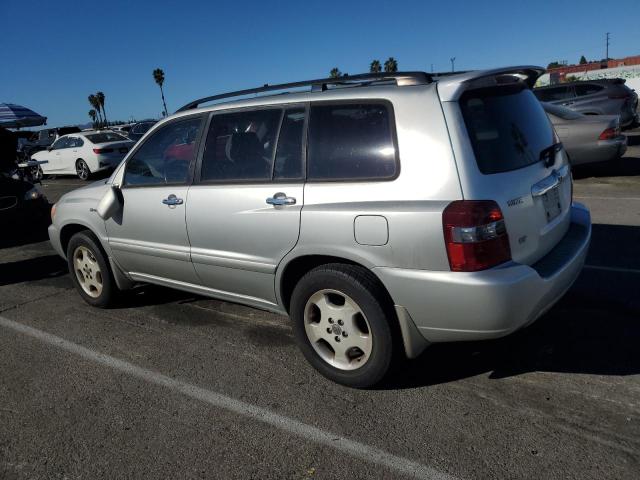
[1, 134, 639, 479]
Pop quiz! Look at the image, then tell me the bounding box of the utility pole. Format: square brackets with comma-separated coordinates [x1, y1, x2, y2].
[450, 57, 456, 73]
[430, 63, 434, 73]
[606, 32, 610, 60]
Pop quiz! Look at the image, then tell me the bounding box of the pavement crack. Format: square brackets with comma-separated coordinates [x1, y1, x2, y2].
[0, 290, 66, 314]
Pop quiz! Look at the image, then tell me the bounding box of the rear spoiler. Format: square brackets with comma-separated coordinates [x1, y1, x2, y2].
[436, 66, 545, 102]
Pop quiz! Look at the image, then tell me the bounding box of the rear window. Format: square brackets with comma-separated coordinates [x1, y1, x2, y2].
[574, 83, 604, 96]
[85, 132, 127, 143]
[533, 86, 574, 102]
[307, 102, 397, 180]
[461, 85, 554, 174]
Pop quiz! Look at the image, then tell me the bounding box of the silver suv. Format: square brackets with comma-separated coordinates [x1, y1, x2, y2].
[49, 67, 591, 387]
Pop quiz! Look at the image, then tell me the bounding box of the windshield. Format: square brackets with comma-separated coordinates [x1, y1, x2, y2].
[542, 102, 583, 120]
[460, 85, 554, 174]
[85, 132, 127, 143]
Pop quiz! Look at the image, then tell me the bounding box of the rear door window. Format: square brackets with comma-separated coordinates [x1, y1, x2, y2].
[534, 86, 574, 102]
[574, 83, 604, 96]
[460, 85, 555, 174]
[307, 102, 397, 180]
[200, 108, 281, 182]
[273, 107, 305, 180]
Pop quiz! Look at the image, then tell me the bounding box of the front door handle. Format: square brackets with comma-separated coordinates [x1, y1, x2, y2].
[162, 194, 184, 206]
[266, 192, 296, 206]
[562, 101, 574, 106]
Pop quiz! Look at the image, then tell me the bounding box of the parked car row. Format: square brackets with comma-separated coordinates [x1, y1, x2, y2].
[49, 66, 592, 387]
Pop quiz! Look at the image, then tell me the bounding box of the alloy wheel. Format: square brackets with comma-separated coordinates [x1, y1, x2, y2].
[303, 289, 372, 370]
[73, 246, 103, 298]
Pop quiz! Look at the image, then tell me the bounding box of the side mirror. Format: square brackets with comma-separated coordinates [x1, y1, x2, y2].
[96, 185, 122, 220]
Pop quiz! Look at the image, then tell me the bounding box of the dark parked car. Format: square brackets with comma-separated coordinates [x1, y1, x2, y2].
[534, 79, 638, 128]
[542, 102, 627, 166]
[127, 121, 156, 142]
[0, 172, 49, 226]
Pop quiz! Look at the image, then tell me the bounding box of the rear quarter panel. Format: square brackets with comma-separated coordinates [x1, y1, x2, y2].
[286, 86, 462, 273]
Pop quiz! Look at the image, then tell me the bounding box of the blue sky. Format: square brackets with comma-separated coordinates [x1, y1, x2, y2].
[2, 0, 639, 127]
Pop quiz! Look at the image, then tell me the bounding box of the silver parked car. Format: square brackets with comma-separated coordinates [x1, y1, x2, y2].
[542, 102, 627, 166]
[534, 78, 639, 128]
[48, 67, 591, 387]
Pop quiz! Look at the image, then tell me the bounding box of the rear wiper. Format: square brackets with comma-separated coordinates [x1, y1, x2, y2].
[540, 142, 563, 168]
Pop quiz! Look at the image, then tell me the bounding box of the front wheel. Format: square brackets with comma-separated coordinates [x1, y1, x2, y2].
[67, 231, 118, 307]
[290, 264, 395, 388]
[76, 159, 91, 180]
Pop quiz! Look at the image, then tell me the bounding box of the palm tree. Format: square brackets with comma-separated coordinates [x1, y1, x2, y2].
[96, 91, 107, 126]
[329, 67, 342, 78]
[384, 57, 398, 73]
[370, 60, 381, 73]
[88, 94, 102, 126]
[153, 68, 168, 116]
[88, 109, 97, 127]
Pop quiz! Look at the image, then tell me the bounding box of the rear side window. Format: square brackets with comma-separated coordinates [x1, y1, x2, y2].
[307, 102, 397, 180]
[461, 85, 554, 174]
[574, 84, 604, 96]
[534, 86, 574, 102]
[201, 109, 281, 182]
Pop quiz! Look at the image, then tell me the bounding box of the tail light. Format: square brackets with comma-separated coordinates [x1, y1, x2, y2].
[598, 127, 619, 140]
[443, 200, 512, 272]
[93, 148, 114, 154]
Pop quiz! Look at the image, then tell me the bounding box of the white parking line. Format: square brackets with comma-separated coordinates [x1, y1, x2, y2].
[0, 315, 454, 480]
[584, 264, 640, 274]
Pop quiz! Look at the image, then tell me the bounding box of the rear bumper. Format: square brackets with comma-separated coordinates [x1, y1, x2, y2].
[375, 203, 591, 343]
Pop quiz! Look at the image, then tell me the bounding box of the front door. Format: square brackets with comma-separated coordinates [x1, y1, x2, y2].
[105, 115, 205, 284]
[186, 106, 306, 306]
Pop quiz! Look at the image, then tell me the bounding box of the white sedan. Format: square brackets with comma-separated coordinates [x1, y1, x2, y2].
[31, 130, 134, 180]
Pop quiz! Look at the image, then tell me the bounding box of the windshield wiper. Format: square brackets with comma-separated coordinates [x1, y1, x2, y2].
[540, 142, 563, 168]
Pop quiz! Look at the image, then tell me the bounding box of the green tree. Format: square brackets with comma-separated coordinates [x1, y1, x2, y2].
[153, 68, 168, 116]
[96, 91, 107, 125]
[579, 55, 588, 65]
[88, 94, 102, 126]
[88, 109, 97, 128]
[547, 61, 561, 69]
[370, 59, 381, 73]
[329, 67, 341, 78]
[384, 57, 398, 73]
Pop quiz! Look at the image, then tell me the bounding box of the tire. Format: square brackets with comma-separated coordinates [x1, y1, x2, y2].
[290, 263, 395, 388]
[66, 231, 118, 308]
[76, 159, 91, 180]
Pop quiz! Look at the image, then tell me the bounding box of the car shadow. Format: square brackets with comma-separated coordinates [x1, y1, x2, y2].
[572, 155, 640, 179]
[0, 216, 52, 250]
[379, 223, 640, 390]
[0, 254, 68, 286]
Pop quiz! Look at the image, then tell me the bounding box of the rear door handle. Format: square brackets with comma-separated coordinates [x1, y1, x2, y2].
[266, 192, 296, 206]
[562, 102, 574, 106]
[162, 194, 184, 206]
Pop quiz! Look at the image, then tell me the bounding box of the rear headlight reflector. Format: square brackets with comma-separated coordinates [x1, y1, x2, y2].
[598, 127, 618, 140]
[93, 148, 114, 154]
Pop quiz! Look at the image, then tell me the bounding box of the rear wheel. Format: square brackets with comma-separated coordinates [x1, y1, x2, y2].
[290, 264, 395, 388]
[67, 231, 118, 307]
[76, 159, 91, 180]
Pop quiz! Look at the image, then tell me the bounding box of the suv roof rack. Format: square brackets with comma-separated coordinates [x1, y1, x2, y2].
[177, 71, 433, 112]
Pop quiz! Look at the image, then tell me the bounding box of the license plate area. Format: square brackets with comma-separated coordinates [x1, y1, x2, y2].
[542, 186, 561, 222]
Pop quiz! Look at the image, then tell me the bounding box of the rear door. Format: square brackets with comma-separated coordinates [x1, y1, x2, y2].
[454, 83, 572, 265]
[186, 105, 306, 306]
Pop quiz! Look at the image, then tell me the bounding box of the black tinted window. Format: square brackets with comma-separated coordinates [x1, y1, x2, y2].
[274, 108, 305, 180]
[308, 103, 397, 180]
[51, 137, 69, 149]
[574, 84, 604, 96]
[86, 132, 127, 143]
[461, 85, 554, 174]
[124, 117, 201, 186]
[534, 86, 574, 101]
[201, 109, 281, 182]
